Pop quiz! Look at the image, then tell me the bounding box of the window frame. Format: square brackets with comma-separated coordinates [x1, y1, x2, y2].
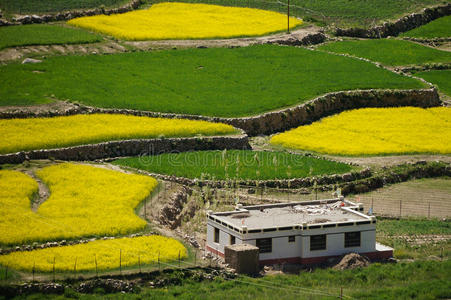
[288, 235, 296, 243]
[310, 234, 327, 251]
[214, 227, 220, 243]
[256, 238, 272, 253]
[344, 231, 361, 248]
[230, 235, 236, 245]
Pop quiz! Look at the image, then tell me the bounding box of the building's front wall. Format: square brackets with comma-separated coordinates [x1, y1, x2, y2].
[207, 219, 376, 263]
[301, 224, 376, 259]
[243, 231, 302, 262]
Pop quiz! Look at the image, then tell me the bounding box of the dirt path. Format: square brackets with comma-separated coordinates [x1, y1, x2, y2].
[125, 25, 324, 50]
[0, 25, 324, 63]
[0, 41, 129, 63]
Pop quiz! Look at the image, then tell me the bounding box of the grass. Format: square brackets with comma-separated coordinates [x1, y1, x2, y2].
[0, 24, 102, 50]
[377, 218, 451, 236]
[9, 260, 451, 299]
[151, 0, 443, 28]
[318, 39, 451, 66]
[377, 217, 451, 260]
[113, 150, 354, 180]
[415, 69, 451, 97]
[67, 3, 302, 40]
[0, 0, 128, 14]
[0, 45, 426, 116]
[270, 107, 451, 156]
[400, 16, 451, 38]
[0, 114, 237, 154]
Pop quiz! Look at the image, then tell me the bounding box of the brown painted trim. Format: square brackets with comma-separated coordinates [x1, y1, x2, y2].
[206, 245, 225, 258]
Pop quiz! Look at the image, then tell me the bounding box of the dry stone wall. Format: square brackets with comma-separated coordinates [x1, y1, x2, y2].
[0, 0, 143, 26]
[0, 134, 251, 165]
[336, 3, 451, 38]
[1, 88, 440, 137]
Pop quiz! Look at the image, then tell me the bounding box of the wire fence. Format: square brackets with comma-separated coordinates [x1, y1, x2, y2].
[354, 193, 451, 219]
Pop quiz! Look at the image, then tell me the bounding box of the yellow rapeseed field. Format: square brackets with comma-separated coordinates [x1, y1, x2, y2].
[0, 236, 187, 272]
[67, 2, 302, 40]
[0, 163, 157, 245]
[270, 107, 451, 156]
[0, 114, 238, 154]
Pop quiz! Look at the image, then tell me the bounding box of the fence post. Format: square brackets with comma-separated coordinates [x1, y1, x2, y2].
[32, 262, 35, 281]
[74, 257, 77, 278]
[119, 249, 122, 275]
[340, 287, 343, 299]
[138, 255, 141, 273]
[52, 256, 56, 282]
[399, 200, 402, 217]
[158, 251, 160, 272]
[428, 202, 431, 218]
[144, 196, 147, 220]
[95, 254, 98, 277]
[4, 266, 7, 280]
[287, 0, 290, 33]
[178, 250, 181, 268]
[194, 249, 197, 266]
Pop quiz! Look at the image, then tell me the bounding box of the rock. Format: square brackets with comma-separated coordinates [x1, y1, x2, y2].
[31, 15, 43, 23]
[22, 58, 42, 64]
[333, 253, 370, 270]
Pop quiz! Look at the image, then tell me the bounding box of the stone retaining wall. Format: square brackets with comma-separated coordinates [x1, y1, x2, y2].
[0, 0, 143, 26]
[1, 88, 440, 136]
[0, 134, 251, 165]
[335, 3, 451, 38]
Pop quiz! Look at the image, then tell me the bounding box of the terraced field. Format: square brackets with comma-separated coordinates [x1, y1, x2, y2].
[318, 39, 451, 66]
[68, 3, 302, 40]
[270, 107, 451, 156]
[0, 114, 237, 154]
[0, 163, 157, 244]
[0, 0, 450, 296]
[0, 45, 426, 116]
[114, 150, 354, 180]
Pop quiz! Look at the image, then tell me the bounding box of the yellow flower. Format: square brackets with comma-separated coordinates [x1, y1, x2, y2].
[0, 114, 237, 154]
[0, 163, 157, 244]
[270, 107, 451, 155]
[68, 2, 302, 40]
[0, 236, 187, 272]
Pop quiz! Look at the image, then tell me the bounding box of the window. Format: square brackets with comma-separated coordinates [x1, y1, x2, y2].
[345, 231, 361, 248]
[288, 236, 295, 243]
[256, 238, 272, 253]
[310, 234, 326, 251]
[214, 227, 219, 243]
[230, 235, 236, 245]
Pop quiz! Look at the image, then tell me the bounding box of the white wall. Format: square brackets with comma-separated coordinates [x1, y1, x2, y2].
[301, 225, 376, 258]
[207, 220, 376, 261]
[206, 221, 242, 254]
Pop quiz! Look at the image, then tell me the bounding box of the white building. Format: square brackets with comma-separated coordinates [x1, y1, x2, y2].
[206, 197, 392, 265]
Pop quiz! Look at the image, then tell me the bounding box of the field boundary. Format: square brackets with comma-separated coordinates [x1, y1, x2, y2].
[0, 133, 251, 165]
[335, 3, 451, 38]
[0, 88, 440, 136]
[114, 162, 372, 189]
[0, 0, 143, 26]
[116, 161, 451, 195]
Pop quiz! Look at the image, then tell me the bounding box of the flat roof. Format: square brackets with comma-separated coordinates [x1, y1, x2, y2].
[210, 199, 370, 231]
